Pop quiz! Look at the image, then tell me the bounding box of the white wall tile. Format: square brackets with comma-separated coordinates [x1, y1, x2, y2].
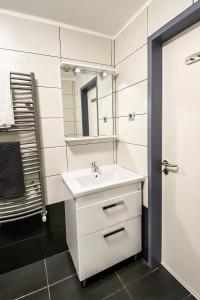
[63, 108, 75, 122]
[117, 142, 147, 177]
[116, 45, 147, 91]
[115, 9, 147, 64]
[75, 121, 82, 136]
[97, 75, 113, 98]
[37, 87, 63, 118]
[75, 92, 81, 108]
[64, 121, 75, 136]
[0, 49, 61, 88]
[116, 81, 147, 116]
[98, 95, 113, 119]
[148, 0, 193, 36]
[61, 80, 73, 94]
[60, 27, 112, 65]
[0, 14, 60, 56]
[75, 73, 92, 93]
[99, 118, 113, 136]
[40, 118, 65, 147]
[117, 115, 147, 146]
[42, 147, 67, 177]
[75, 106, 82, 122]
[44, 175, 71, 204]
[62, 94, 74, 109]
[67, 142, 114, 171]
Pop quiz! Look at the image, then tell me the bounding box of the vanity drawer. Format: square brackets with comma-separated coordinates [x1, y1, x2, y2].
[76, 190, 142, 237]
[76, 183, 141, 208]
[78, 217, 141, 281]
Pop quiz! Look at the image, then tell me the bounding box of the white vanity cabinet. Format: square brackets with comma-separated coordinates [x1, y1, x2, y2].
[64, 182, 143, 282]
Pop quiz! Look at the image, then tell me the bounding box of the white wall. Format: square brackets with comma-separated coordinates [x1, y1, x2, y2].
[0, 12, 114, 205]
[115, 0, 194, 207]
[1, 0, 194, 207]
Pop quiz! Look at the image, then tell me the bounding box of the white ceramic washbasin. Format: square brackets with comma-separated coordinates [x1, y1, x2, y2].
[62, 164, 144, 197]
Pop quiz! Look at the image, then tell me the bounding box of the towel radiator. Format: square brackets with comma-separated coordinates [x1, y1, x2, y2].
[0, 72, 47, 223]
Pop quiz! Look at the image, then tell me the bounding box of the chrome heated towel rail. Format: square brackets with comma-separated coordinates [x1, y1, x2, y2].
[0, 72, 47, 223]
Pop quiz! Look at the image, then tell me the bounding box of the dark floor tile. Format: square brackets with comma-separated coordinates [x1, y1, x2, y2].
[42, 229, 67, 258]
[105, 289, 131, 300]
[117, 258, 152, 286]
[50, 272, 122, 300]
[0, 214, 43, 248]
[0, 260, 47, 300]
[42, 202, 66, 234]
[46, 250, 76, 284]
[0, 231, 67, 275]
[0, 235, 44, 274]
[183, 294, 198, 300]
[19, 288, 49, 300]
[127, 266, 189, 300]
[190, 296, 198, 300]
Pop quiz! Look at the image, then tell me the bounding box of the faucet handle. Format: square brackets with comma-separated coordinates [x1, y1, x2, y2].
[91, 161, 96, 167]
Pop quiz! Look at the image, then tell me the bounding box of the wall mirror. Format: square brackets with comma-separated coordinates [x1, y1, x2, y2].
[60, 63, 115, 138]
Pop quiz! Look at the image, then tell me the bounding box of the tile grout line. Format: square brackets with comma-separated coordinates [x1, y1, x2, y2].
[130, 267, 160, 285]
[36, 85, 61, 89]
[100, 288, 124, 300]
[0, 46, 60, 59]
[115, 265, 160, 297]
[44, 259, 52, 300]
[61, 55, 112, 67]
[13, 259, 75, 300]
[115, 272, 134, 300]
[58, 26, 62, 59]
[14, 286, 47, 300]
[0, 47, 112, 68]
[183, 293, 191, 299]
[49, 273, 76, 287]
[115, 113, 147, 118]
[119, 140, 147, 148]
[115, 78, 147, 94]
[115, 43, 147, 67]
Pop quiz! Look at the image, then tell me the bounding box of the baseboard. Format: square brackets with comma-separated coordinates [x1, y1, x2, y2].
[162, 262, 200, 300]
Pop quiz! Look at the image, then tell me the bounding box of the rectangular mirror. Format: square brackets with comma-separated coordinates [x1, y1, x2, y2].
[60, 63, 115, 137]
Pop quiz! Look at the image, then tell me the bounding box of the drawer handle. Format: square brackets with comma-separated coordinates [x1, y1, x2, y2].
[102, 201, 124, 211]
[103, 227, 125, 238]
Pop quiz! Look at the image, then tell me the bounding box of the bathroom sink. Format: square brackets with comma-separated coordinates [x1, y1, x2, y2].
[62, 164, 144, 197]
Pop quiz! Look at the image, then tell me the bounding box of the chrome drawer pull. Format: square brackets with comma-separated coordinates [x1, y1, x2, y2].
[102, 201, 124, 210]
[103, 227, 125, 238]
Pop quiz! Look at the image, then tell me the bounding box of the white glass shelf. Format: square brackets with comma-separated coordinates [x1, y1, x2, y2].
[65, 135, 117, 145]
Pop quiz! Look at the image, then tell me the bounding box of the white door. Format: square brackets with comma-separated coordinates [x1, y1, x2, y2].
[162, 22, 200, 299]
[87, 86, 98, 136]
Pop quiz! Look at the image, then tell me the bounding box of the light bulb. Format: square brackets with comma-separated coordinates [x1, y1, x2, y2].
[102, 71, 108, 78]
[74, 67, 81, 74]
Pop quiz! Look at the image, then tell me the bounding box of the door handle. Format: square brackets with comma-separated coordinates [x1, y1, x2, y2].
[162, 160, 178, 175]
[162, 160, 178, 168]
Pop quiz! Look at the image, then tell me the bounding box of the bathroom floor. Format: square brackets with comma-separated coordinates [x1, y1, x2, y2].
[0, 251, 196, 300]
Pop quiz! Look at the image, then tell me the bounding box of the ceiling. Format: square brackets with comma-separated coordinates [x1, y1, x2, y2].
[0, 0, 148, 36]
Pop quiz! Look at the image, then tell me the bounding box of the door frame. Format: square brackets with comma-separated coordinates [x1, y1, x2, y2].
[148, 1, 200, 268]
[81, 77, 99, 136]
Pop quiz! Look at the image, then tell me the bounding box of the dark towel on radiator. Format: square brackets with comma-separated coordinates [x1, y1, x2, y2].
[0, 142, 25, 198]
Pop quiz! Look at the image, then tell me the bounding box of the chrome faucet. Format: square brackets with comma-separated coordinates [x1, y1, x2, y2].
[91, 161, 100, 173]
